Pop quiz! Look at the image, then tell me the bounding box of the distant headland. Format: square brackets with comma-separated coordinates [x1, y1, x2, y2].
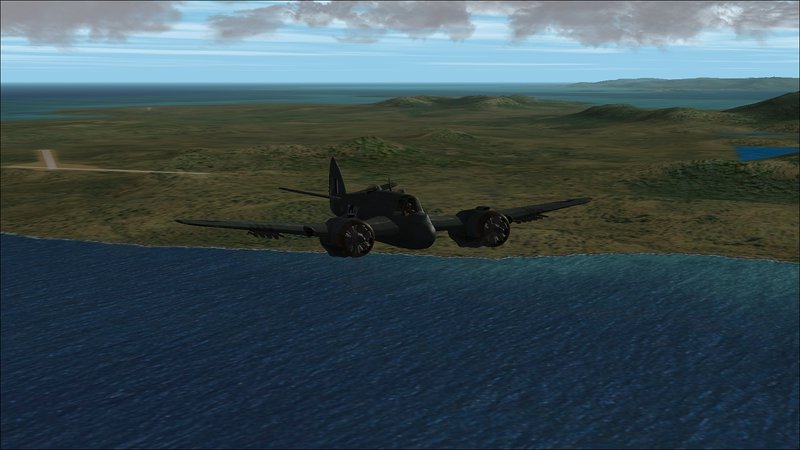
[570, 77, 800, 90]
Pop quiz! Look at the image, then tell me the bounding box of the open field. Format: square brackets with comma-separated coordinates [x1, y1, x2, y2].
[2, 94, 798, 261]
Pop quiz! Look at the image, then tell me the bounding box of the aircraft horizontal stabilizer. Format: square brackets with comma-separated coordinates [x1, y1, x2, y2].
[279, 187, 340, 199]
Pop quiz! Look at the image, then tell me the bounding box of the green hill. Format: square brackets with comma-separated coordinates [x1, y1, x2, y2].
[377, 95, 543, 109]
[412, 128, 480, 144]
[643, 107, 734, 122]
[725, 91, 800, 121]
[568, 104, 649, 121]
[565, 104, 726, 123]
[629, 157, 799, 203]
[327, 136, 408, 159]
[566, 92, 799, 126]
[377, 96, 448, 107]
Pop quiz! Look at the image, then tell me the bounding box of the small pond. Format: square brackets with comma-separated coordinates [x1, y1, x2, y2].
[736, 146, 800, 161]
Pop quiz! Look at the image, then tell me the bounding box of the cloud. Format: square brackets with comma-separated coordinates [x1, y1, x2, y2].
[1, 44, 392, 58]
[3, 1, 796, 49]
[502, 1, 800, 46]
[209, 4, 291, 41]
[0, 1, 182, 46]
[332, 1, 474, 42]
[207, 0, 799, 47]
[211, 0, 475, 43]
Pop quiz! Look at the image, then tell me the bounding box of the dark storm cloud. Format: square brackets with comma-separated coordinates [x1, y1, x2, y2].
[0, 1, 182, 45]
[208, 0, 799, 46]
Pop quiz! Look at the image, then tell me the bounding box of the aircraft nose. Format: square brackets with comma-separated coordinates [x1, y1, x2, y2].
[420, 218, 437, 248]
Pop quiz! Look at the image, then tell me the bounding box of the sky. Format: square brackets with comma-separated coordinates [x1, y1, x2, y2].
[1, 0, 798, 83]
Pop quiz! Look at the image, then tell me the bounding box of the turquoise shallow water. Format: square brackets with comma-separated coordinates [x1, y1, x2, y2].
[2, 234, 798, 449]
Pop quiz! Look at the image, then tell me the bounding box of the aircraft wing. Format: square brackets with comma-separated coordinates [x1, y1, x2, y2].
[176, 216, 401, 239]
[175, 219, 325, 239]
[427, 215, 463, 231]
[429, 197, 591, 231]
[499, 198, 592, 223]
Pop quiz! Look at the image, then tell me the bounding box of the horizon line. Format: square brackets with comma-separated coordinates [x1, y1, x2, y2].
[2, 76, 798, 85]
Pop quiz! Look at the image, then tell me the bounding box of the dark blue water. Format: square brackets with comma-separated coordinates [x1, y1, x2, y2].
[2, 83, 793, 120]
[2, 234, 798, 449]
[736, 146, 800, 161]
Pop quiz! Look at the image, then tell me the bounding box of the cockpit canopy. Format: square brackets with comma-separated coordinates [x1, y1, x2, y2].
[396, 195, 422, 216]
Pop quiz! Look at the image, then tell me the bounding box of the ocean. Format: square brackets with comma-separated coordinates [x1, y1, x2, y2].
[1, 83, 794, 121]
[1, 234, 798, 449]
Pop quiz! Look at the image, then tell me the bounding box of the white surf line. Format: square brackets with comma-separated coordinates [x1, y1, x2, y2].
[3, 166, 209, 175]
[41, 149, 58, 170]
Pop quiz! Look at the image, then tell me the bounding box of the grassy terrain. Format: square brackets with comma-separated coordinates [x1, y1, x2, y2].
[2, 94, 798, 261]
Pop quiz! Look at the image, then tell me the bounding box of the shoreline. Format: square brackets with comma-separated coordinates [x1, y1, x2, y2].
[3, 231, 797, 265]
[3, 95, 796, 266]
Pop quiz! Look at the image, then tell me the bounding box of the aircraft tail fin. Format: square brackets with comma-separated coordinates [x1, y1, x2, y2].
[329, 157, 347, 215]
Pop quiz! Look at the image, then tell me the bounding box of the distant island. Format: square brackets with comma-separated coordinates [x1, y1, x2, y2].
[570, 77, 800, 90]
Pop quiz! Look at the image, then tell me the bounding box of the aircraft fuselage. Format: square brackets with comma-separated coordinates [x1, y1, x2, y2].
[337, 189, 437, 249]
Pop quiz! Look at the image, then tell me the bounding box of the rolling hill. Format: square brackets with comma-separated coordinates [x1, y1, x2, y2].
[725, 91, 800, 121]
[378, 94, 555, 109]
[563, 91, 799, 126]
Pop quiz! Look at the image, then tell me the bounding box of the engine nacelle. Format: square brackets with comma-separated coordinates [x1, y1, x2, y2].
[320, 217, 375, 257]
[447, 206, 511, 248]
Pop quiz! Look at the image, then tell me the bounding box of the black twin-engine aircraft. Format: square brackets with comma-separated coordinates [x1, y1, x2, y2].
[177, 158, 591, 257]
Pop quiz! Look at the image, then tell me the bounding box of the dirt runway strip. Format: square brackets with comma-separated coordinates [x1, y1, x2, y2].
[3, 166, 210, 175]
[2, 149, 209, 175]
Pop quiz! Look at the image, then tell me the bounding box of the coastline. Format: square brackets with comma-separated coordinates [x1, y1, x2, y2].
[2, 98, 797, 265]
[3, 231, 797, 265]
